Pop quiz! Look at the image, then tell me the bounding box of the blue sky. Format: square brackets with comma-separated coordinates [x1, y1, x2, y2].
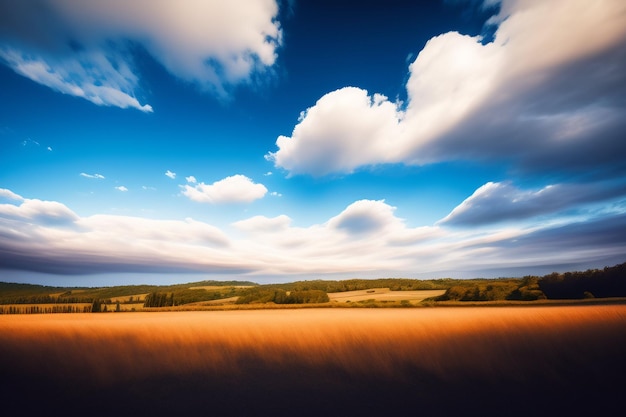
[1, 0, 625, 286]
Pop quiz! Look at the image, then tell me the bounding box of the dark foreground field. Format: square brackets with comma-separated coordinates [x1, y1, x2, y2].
[1, 306, 624, 416]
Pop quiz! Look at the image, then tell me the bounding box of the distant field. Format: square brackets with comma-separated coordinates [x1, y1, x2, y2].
[1, 305, 624, 416]
[328, 288, 445, 303]
[188, 285, 253, 291]
[184, 296, 240, 306]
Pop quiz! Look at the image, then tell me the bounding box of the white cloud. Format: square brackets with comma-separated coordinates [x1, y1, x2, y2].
[0, 0, 282, 109]
[0, 189, 24, 201]
[185, 175, 197, 184]
[0, 195, 79, 225]
[267, 87, 403, 176]
[0, 47, 153, 113]
[165, 170, 176, 179]
[115, 186, 128, 192]
[232, 214, 292, 234]
[80, 172, 105, 179]
[268, 0, 626, 177]
[327, 199, 404, 235]
[269, 191, 282, 197]
[1, 188, 625, 279]
[181, 174, 267, 204]
[264, 171, 273, 176]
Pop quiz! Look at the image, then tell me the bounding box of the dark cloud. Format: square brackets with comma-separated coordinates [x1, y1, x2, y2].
[440, 180, 626, 226]
[489, 212, 626, 262]
[424, 42, 626, 180]
[0, 242, 252, 276]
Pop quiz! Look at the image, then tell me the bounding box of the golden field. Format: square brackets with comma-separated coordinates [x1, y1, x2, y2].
[1, 305, 624, 416]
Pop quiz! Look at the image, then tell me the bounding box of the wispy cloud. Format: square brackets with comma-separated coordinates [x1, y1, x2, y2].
[182, 175, 267, 204]
[0, 0, 283, 109]
[165, 170, 176, 179]
[185, 176, 197, 184]
[0, 48, 153, 113]
[115, 186, 128, 192]
[80, 172, 105, 179]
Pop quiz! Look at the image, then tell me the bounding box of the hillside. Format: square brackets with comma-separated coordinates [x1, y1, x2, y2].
[1, 262, 625, 312]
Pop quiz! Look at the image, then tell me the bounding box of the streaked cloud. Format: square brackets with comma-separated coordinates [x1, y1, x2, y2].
[165, 170, 176, 179]
[439, 180, 626, 226]
[0, 0, 283, 110]
[115, 186, 128, 192]
[0, 190, 626, 280]
[181, 174, 267, 204]
[268, 0, 626, 178]
[1, 188, 625, 278]
[80, 172, 105, 179]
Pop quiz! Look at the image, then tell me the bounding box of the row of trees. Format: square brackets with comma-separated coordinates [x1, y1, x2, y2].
[437, 262, 626, 302]
[0, 304, 92, 314]
[0, 294, 95, 304]
[236, 288, 329, 304]
[538, 263, 626, 299]
[143, 292, 175, 308]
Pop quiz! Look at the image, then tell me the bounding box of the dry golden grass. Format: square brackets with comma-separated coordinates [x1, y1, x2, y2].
[1, 305, 624, 416]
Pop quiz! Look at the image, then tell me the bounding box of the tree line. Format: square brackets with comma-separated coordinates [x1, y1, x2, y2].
[436, 262, 626, 302]
[0, 304, 92, 314]
[235, 288, 330, 305]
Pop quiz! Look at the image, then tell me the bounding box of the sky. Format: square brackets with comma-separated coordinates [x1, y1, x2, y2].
[1, 0, 626, 287]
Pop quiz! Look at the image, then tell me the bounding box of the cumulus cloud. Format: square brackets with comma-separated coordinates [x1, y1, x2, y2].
[115, 186, 128, 192]
[268, 0, 626, 178]
[1, 189, 625, 278]
[327, 199, 403, 235]
[185, 175, 197, 184]
[0, 0, 282, 110]
[165, 170, 176, 179]
[267, 88, 403, 176]
[0, 193, 79, 225]
[439, 180, 626, 226]
[181, 174, 267, 204]
[80, 172, 105, 179]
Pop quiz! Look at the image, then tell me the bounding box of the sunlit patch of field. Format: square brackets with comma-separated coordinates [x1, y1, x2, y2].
[184, 296, 240, 306]
[1, 306, 624, 417]
[108, 294, 148, 303]
[328, 288, 445, 303]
